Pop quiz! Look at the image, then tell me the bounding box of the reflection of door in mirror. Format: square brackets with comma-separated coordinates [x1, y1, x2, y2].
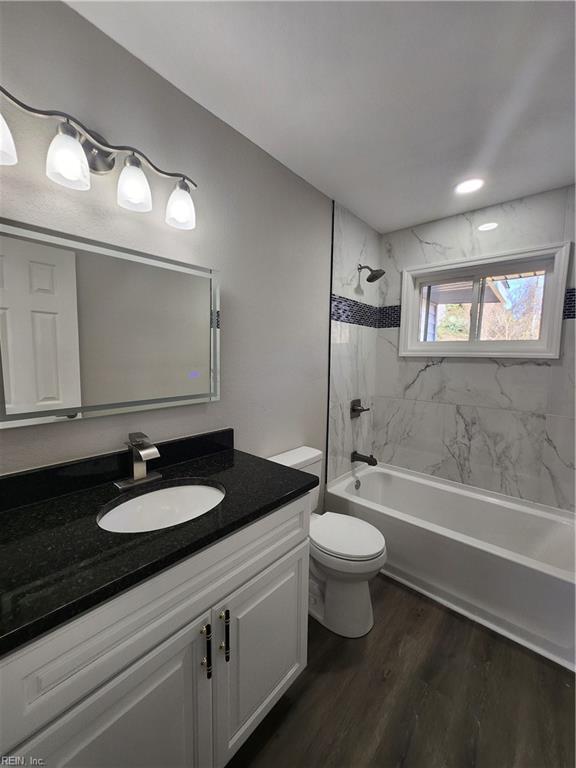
[0, 236, 82, 417]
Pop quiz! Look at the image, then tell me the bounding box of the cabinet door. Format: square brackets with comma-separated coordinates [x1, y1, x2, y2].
[16, 613, 213, 768]
[212, 542, 309, 767]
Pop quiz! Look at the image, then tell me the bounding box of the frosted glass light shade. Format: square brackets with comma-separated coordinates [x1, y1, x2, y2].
[117, 156, 152, 212]
[166, 180, 196, 230]
[46, 123, 90, 190]
[0, 112, 17, 165]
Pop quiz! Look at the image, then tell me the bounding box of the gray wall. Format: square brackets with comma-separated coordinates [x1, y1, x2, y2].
[0, 2, 332, 473]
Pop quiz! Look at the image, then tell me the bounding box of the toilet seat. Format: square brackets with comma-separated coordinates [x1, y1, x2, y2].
[310, 512, 386, 562]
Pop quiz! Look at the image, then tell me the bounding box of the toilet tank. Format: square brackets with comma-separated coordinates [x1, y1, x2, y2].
[268, 446, 323, 512]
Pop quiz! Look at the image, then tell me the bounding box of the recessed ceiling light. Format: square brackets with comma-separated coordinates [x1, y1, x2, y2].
[455, 178, 484, 195]
[478, 222, 498, 231]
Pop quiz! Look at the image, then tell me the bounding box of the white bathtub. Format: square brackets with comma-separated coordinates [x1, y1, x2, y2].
[326, 464, 575, 669]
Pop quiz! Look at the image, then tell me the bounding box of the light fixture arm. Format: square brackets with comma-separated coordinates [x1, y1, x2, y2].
[0, 83, 198, 190]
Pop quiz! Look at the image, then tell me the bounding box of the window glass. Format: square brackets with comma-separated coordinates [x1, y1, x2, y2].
[419, 280, 474, 342]
[478, 271, 545, 341]
[418, 270, 546, 344]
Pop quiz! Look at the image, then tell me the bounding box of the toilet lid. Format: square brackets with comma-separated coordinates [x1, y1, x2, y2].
[310, 512, 386, 561]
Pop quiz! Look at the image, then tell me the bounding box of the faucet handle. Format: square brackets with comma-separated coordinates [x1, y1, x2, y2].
[350, 398, 371, 419]
[126, 432, 160, 461]
[128, 432, 152, 446]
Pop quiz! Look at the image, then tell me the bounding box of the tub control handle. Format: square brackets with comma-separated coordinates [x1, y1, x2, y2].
[350, 398, 370, 419]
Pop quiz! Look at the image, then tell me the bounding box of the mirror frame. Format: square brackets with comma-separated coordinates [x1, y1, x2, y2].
[0, 218, 220, 428]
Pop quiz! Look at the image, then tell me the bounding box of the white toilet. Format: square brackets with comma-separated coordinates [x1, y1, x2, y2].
[269, 447, 387, 638]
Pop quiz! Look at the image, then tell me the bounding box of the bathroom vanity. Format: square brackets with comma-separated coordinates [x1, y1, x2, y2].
[0, 429, 317, 767]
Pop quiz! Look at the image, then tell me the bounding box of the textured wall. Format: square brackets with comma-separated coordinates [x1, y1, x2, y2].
[329, 187, 575, 511]
[0, 2, 332, 474]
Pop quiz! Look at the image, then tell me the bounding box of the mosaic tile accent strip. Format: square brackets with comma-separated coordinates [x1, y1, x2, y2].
[332, 289, 575, 328]
[563, 288, 575, 320]
[331, 295, 401, 328]
[331, 295, 379, 327]
[378, 304, 402, 328]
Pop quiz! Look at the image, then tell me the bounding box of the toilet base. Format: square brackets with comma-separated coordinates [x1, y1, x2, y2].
[309, 565, 376, 638]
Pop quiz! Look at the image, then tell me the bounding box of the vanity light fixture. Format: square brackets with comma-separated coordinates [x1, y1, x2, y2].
[0, 111, 17, 165]
[455, 178, 484, 195]
[477, 222, 498, 231]
[0, 83, 198, 228]
[166, 179, 196, 230]
[46, 121, 91, 191]
[117, 154, 152, 212]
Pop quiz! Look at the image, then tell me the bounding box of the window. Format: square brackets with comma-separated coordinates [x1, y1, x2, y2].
[399, 243, 570, 358]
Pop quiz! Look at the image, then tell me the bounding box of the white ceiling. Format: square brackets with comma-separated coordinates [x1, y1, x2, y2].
[70, 1, 574, 233]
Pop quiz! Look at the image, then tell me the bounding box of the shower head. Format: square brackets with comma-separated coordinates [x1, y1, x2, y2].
[358, 264, 385, 283]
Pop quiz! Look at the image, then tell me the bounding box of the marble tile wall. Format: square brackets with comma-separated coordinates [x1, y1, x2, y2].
[379, 186, 575, 306]
[329, 188, 575, 511]
[329, 204, 381, 480]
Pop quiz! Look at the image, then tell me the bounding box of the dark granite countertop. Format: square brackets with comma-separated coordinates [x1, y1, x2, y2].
[0, 436, 318, 657]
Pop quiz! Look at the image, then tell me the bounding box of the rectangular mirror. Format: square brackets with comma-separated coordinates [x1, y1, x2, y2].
[0, 220, 219, 427]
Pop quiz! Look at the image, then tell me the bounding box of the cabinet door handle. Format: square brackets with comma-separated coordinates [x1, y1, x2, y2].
[201, 624, 212, 679]
[219, 610, 231, 662]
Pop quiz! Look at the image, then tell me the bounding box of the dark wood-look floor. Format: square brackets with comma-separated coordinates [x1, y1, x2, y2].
[229, 576, 575, 768]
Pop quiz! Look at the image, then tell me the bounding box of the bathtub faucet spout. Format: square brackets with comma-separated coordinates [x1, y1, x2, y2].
[351, 451, 377, 466]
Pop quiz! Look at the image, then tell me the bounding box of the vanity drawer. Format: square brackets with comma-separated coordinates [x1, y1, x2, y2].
[0, 495, 310, 752]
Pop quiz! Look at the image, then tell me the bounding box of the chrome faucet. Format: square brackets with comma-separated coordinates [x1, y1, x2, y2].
[351, 450, 377, 466]
[114, 432, 161, 490]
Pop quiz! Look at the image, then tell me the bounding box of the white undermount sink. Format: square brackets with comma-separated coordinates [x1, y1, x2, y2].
[98, 482, 226, 533]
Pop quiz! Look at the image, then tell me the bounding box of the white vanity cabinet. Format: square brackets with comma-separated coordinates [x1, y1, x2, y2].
[1, 496, 311, 768]
[16, 612, 214, 768]
[212, 544, 308, 767]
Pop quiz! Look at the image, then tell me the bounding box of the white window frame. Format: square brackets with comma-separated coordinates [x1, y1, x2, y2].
[399, 242, 571, 358]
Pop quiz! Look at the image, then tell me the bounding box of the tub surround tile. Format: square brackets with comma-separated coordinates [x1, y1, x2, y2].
[0, 430, 318, 656]
[372, 400, 553, 507]
[372, 397, 447, 474]
[380, 186, 574, 306]
[331, 295, 379, 328]
[331, 295, 401, 329]
[564, 288, 575, 319]
[373, 322, 573, 507]
[378, 239, 403, 307]
[329, 320, 376, 481]
[333, 204, 382, 305]
[378, 304, 402, 329]
[547, 322, 575, 420]
[437, 406, 545, 504]
[541, 416, 575, 511]
[371, 396, 574, 509]
[330, 188, 575, 508]
[564, 185, 575, 286]
[375, 328, 555, 416]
